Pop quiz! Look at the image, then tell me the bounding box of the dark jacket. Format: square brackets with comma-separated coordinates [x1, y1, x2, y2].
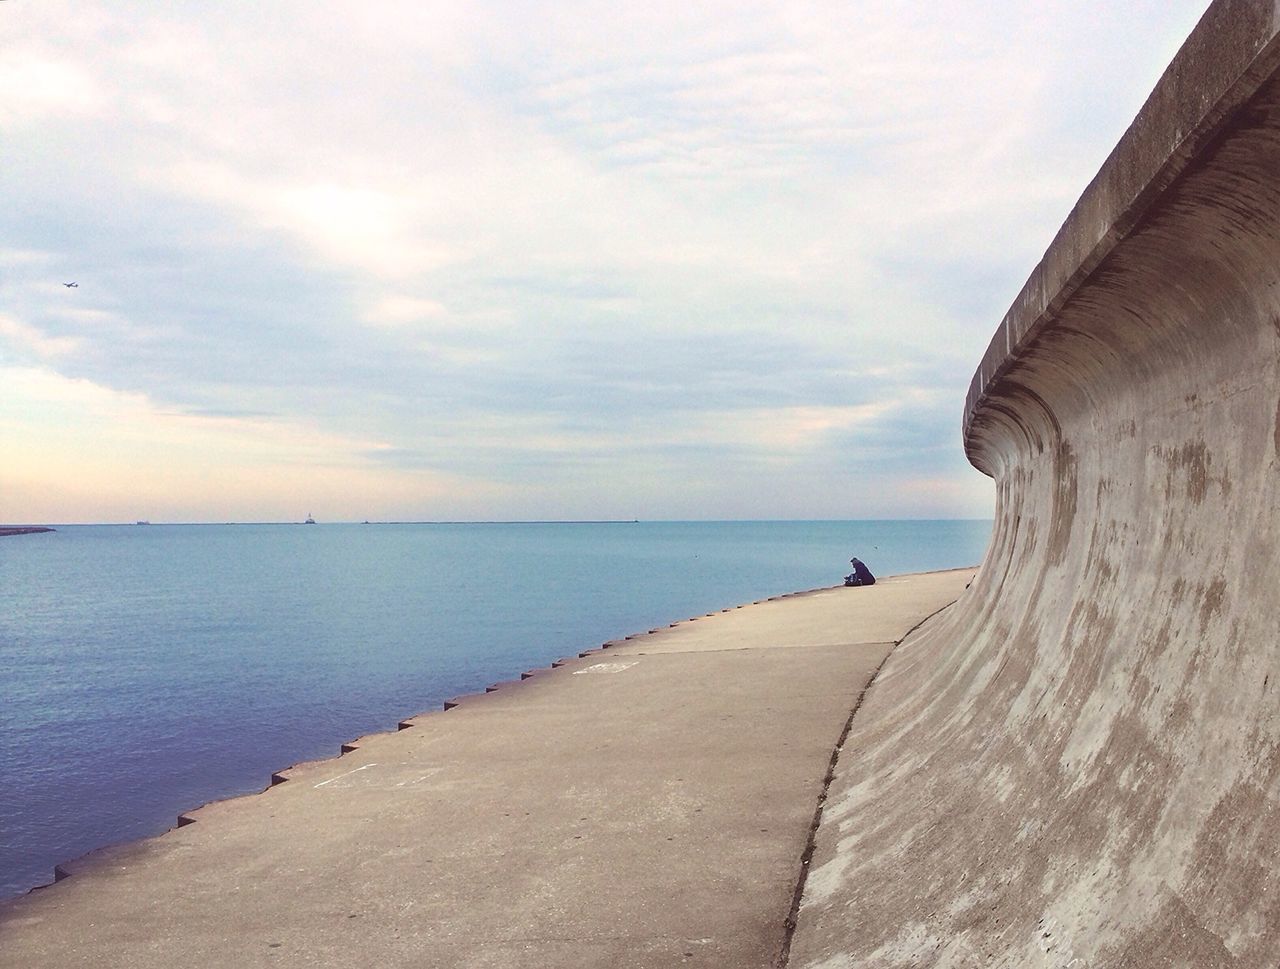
[845, 558, 876, 586]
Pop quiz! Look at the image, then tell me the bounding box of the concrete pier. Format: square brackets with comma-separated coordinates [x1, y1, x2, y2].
[0, 570, 973, 968]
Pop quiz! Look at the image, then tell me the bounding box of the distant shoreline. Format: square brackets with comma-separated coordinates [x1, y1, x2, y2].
[0, 527, 55, 537]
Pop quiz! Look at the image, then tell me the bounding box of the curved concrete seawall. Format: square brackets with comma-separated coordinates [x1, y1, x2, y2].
[792, 2, 1280, 967]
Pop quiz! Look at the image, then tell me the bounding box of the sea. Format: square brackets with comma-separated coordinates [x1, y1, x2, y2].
[0, 520, 990, 900]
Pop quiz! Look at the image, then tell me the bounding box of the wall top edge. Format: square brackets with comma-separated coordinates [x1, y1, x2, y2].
[961, 0, 1280, 469]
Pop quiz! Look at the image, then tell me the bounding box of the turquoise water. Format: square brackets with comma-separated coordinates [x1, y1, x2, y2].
[0, 520, 989, 899]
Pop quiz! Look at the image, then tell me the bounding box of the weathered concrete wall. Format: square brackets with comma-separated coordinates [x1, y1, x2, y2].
[791, 2, 1280, 966]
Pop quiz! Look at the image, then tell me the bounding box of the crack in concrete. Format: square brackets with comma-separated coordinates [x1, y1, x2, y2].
[773, 596, 960, 968]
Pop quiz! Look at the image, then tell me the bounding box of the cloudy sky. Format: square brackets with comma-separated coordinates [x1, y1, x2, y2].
[1, 0, 1209, 523]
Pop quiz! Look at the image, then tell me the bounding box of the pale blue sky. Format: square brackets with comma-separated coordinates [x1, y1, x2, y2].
[0, 0, 1211, 522]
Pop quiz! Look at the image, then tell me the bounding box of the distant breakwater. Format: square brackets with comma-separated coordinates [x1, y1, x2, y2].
[0, 527, 55, 537]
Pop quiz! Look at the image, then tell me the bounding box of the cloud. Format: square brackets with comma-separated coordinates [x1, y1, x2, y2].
[0, 313, 81, 360]
[0, 364, 498, 522]
[0, 0, 1215, 521]
[362, 296, 452, 329]
[0, 52, 104, 126]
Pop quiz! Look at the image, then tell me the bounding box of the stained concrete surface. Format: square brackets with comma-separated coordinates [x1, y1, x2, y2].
[0, 569, 972, 969]
[789, 3, 1280, 966]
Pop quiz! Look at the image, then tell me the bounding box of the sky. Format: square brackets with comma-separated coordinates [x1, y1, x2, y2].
[0, 0, 1212, 524]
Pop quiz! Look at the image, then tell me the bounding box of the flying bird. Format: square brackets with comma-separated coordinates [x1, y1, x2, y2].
[63, 282, 78, 288]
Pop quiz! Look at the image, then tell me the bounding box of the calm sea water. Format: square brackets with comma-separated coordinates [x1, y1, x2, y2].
[0, 520, 989, 899]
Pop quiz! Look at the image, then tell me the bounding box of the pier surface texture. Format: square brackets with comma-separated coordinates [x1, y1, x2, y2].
[0, 571, 972, 968]
[790, 1, 1280, 967]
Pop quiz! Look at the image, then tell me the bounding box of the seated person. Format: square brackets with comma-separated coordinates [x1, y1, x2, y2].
[844, 557, 876, 586]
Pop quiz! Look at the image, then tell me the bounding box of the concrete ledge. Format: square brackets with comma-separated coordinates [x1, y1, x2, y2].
[964, 0, 1280, 472]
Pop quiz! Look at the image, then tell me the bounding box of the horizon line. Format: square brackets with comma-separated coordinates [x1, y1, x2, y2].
[2, 517, 996, 527]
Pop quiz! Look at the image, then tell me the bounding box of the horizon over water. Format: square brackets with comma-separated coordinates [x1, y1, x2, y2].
[0, 519, 990, 900]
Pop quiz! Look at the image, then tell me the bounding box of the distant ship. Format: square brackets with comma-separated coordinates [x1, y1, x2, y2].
[304, 513, 316, 525]
[135, 520, 150, 526]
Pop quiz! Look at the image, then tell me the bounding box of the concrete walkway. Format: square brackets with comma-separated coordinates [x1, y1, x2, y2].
[0, 569, 973, 969]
